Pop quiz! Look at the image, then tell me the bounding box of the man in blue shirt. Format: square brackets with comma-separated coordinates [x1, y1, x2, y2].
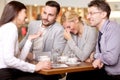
[87, 0, 120, 80]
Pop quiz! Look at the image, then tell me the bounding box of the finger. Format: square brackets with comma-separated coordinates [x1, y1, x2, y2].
[66, 29, 70, 33]
[92, 63, 97, 68]
[99, 63, 103, 69]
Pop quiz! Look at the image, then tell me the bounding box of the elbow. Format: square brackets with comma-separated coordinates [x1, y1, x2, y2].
[103, 56, 118, 65]
[4, 57, 16, 67]
[104, 60, 117, 66]
[78, 56, 88, 62]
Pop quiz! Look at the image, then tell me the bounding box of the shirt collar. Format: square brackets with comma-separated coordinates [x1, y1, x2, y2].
[100, 20, 110, 34]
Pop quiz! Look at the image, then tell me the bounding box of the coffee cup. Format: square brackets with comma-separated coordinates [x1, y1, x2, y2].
[68, 58, 77, 63]
[59, 56, 68, 63]
[38, 56, 50, 61]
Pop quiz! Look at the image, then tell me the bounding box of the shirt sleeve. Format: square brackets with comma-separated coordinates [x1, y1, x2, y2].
[95, 24, 120, 66]
[52, 26, 66, 53]
[3, 25, 35, 73]
[66, 27, 97, 61]
[19, 39, 32, 60]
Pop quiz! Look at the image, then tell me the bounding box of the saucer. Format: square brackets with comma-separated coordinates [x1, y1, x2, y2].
[65, 61, 81, 66]
[58, 59, 67, 63]
[52, 64, 68, 68]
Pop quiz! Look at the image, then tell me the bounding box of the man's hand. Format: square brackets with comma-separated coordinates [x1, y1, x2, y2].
[92, 59, 104, 69]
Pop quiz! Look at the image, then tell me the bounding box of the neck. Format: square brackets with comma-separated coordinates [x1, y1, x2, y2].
[12, 18, 22, 28]
[96, 19, 108, 31]
[41, 24, 46, 28]
[12, 20, 18, 27]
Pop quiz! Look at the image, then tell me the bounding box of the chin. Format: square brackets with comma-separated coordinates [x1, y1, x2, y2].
[42, 23, 50, 27]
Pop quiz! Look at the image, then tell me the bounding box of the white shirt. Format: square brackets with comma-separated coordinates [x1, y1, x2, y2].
[0, 22, 35, 73]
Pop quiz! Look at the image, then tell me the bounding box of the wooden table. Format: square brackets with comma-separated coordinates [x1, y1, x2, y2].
[37, 62, 95, 75]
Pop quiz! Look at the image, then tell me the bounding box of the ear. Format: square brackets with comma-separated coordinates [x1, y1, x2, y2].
[101, 12, 107, 19]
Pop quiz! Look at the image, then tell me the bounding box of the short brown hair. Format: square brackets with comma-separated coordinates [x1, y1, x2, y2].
[88, 0, 111, 18]
[46, 1, 60, 15]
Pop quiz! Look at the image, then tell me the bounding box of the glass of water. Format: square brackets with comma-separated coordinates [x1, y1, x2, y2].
[51, 49, 62, 67]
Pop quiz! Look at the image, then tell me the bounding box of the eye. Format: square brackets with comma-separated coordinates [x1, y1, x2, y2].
[66, 26, 70, 29]
[43, 11, 46, 14]
[69, 20, 74, 22]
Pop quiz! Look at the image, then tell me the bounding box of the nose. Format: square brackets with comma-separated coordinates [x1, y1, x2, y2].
[45, 14, 48, 19]
[63, 22, 70, 29]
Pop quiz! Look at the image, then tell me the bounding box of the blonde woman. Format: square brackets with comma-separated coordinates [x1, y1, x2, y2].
[61, 10, 97, 62]
[61, 10, 98, 80]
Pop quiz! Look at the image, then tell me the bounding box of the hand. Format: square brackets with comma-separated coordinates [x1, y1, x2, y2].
[92, 59, 104, 69]
[35, 61, 52, 71]
[64, 29, 72, 40]
[28, 32, 42, 41]
[85, 58, 92, 63]
[85, 52, 95, 63]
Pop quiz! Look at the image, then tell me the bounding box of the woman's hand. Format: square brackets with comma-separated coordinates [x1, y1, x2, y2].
[35, 61, 52, 71]
[85, 52, 95, 63]
[64, 29, 72, 40]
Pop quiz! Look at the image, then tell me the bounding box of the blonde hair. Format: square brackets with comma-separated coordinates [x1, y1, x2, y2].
[61, 10, 82, 24]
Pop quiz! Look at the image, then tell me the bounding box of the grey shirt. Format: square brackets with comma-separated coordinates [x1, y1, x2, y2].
[20, 20, 66, 60]
[63, 24, 98, 61]
[94, 20, 120, 75]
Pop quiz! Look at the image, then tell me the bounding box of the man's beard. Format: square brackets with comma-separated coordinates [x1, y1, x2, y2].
[42, 19, 55, 27]
[42, 19, 50, 27]
[42, 22, 51, 27]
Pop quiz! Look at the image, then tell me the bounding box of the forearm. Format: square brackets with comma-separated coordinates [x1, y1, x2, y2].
[67, 39, 91, 61]
[19, 39, 32, 60]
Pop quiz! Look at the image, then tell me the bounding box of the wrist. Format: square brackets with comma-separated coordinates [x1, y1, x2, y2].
[67, 37, 72, 40]
[35, 64, 41, 72]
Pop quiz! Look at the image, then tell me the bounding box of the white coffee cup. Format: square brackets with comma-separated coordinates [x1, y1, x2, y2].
[59, 56, 68, 63]
[38, 56, 50, 61]
[68, 58, 77, 63]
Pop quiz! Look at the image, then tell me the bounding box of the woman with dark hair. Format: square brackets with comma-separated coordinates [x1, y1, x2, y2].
[0, 1, 51, 80]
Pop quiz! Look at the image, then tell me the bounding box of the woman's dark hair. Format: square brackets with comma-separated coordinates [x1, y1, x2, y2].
[88, 0, 111, 18]
[0, 1, 26, 26]
[46, 1, 60, 15]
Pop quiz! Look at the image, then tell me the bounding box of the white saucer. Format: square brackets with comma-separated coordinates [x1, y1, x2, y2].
[58, 59, 66, 63]
[65, 62, 81, 66]
[52, 64, 68, 68]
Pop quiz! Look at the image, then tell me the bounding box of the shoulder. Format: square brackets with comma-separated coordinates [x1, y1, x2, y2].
[0, 22, 17, 37]
[28, 20, 41, 30]
[85, 24, 98, 34]
[109, 20, 120, 28]
[106, 20, 120, 32]
[29, 20, 41, 25]
[52, 22, 64, 30]
[1, 22, 17, 32]
[28, 20, 41, 28]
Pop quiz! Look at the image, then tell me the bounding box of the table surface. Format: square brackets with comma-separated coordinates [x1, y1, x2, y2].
[37, 62, 95, 75]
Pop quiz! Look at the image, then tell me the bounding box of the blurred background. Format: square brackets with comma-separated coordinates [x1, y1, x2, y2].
[0, 0, 120, 41]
